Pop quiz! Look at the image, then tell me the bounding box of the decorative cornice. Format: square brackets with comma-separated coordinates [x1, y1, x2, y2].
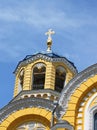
[0, 97, 54, 123]
[11, 89, 60, 102]
[14, 53, 77, 75]
[56, 63, 97, 119]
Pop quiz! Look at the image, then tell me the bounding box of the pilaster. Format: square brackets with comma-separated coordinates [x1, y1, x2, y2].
[45, 62, 55, 90]
[23, 65, 32, 90]
[65, 72, 73, 85]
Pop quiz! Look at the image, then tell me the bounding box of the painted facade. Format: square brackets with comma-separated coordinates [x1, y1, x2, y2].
[0, 29, 97, 130]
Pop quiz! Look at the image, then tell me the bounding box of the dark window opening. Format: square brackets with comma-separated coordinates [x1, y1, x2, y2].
[55, 66, 66, 92]
[32, 63, 46, 90]
[18, 69, 24, 92]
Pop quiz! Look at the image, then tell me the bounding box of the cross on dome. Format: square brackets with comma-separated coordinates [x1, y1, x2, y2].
[45, 29, 55, 52]
[45, 29, 55, 40]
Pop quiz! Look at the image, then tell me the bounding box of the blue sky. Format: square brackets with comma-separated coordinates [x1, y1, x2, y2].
[0, 0, 97, 108]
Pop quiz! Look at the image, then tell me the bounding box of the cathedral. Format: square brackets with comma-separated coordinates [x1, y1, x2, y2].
[0, 29, 97, 130]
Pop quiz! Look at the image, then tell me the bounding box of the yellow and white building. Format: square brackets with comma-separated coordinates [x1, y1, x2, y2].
[0, 29, 97, 130]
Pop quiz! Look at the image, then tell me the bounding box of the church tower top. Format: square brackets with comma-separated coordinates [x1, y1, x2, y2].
[45, 29, 55, 52]
[13, 30, 77, 98]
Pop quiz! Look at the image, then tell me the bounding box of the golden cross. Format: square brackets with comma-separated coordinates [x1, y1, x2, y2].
[45, 29, 55, 41]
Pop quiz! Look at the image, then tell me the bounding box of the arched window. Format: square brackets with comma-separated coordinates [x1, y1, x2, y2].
[32, 63, 46, 90]
[94, 113, 97, 130]
[55, 66, 66, 92]
[18, 69, 24, 92]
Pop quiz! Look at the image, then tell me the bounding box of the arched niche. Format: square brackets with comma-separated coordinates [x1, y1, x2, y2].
[55, 66, 66, 92]
[7, 114, 50, 130]
[32, 63, 46, 90]
[84, 93, 97, 130]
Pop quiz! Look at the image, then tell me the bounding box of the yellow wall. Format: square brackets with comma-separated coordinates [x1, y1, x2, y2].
[14, 59, 74, 97]
[12, 56, 76, 130]
[62, 75, 97, 129]
[0, 107, 52, 130]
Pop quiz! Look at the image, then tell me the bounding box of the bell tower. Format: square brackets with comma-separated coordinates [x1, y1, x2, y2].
[13, 29, 77, 103]
[0, 29, 78, 130]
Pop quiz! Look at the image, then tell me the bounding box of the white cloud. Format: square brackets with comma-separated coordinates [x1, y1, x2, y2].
[0, 9, 20, 22]
[0, 3, 96, 31]
[0, 1, 97, 66]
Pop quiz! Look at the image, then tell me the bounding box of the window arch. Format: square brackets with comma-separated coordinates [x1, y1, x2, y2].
[94, 113, 97, 130]
[32, 63, 46, 90]
[84, 93, 97, 130]
[55, 66, 66, 92]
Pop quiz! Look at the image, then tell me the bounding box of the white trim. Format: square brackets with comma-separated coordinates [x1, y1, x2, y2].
[84, 93, 97, 130]
[90, 105, 97, 130]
